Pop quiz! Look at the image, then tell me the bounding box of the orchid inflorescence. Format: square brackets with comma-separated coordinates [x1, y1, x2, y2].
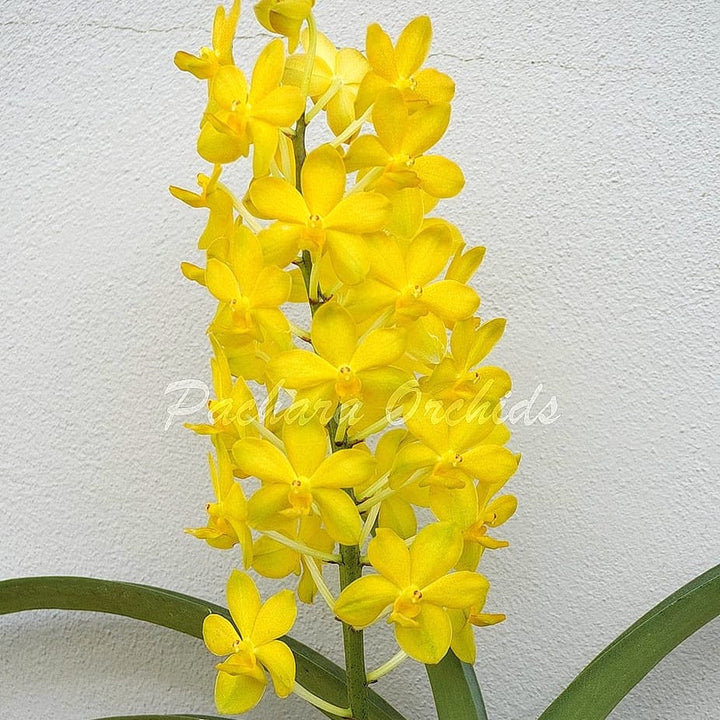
[172, 1, 520, 716]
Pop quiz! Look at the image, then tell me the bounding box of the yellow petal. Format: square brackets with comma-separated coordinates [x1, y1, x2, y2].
[248, 119, 279, 178]
[174, 50, 215, 80]
[352, 328, 405, 372]
[203, 613, 239, 656]
[258, 222, 303, 267]
[326, 231, 371, 285]
[344, 134, 391, 172]
[283, 52, 332, 95]
[252, 589, 297, 645]
[232, 437, 295, 484]
[388, 447, 434, 492]
[197, 120, 246, 165]
[250, 266, 292, 307]
[326, 89, 357, 137]
[267, 349, 337, 389]
[414, 67, 455, 104]
[355, 70, 390, 115]
[251, 85, 305, 125]
[456, 542, 483, 572]
[414, 155, 465, 198]
[325, 192, 391, 233]
[378, 494, 418, 539]
[311, 302, 357, 367]
[485, 495, 518, 527]
[312, 487, 362, 544]
[404, 408, 449, 456]
[422, 571, 489, 608]
[247, 483, 291, 527]
[312, 449, 375, 489]
[429, 478, 478, 529]
[181, 261, 205, 286]
[356, 366, 412, 410]
[309, 28, 339, 71]
[301, 144, 346, 217]
[206, 258, 240, 302]
[365, 23, 397, 82]
[367, 528, 411, 587]
[387, 187, 425, 238]
[341, 278, 398, 322]
[255, 640, 296, 698]
[252, 535, 300, 578]
[405, 224, 453, 286]
[365, 235, 406, 288]
[288, 267, 309, 302]
[422, 280, 479, 324]
[395, 16, 432, 78]
[404, 102, 451, 157]
[283, 418, 328, 478]
[212, 65, 249, 109]
[226, 570, 261, 639]
[462, 446, 520, 485]
[213, 0, 240, 64]
[446, 245, 486, 283]
[466, 318, 507, 367]
[372, 88, 407, 155]
[394, 602, 451, 664]
[337, 46, 371, 84]
[215, 665, 266, 714]
[409, 522, 463, 588]
[334, 574, 399, 628]
[249, 177, 308, 223]
[449, 610, 476, 664]
[249, 39, 285, 104]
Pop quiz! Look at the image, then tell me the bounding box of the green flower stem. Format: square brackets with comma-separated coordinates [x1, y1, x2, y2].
[339, 537, 369, 720]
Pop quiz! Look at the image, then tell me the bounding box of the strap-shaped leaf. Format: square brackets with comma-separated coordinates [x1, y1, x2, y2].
[0, 576, 407, 720]
[426, 650, 489, 720]
[539, 563, 720, 720]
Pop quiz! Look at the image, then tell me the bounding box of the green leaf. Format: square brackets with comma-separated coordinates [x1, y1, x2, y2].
[426, 650, 489, 720]
[539, 563, 720, 720]
[0, 576, 407, 720]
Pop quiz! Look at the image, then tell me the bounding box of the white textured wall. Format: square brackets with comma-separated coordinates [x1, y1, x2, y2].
[1, 0, 718, 718]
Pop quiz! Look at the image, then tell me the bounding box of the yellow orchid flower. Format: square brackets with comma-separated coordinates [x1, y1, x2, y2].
[355, 15, 455, 114]
[186, 336, 259, 448]
[254, 0, 314, 53]
[284, 29, 371, 136]
[432, 475, 518, 571]
[170, 166, 235, 251]
[449, 601, 506, 664]
[357, 429, 429, 539]
[392, 396, 519, 491]
[346, 88, 464, 198]
[266, 302, 409, 429]
[252, 515, 335, 603]
[333, 524, 489, 664]
[343, 225, 479, 334]
[205, 224, 292, 344]
[199, 39, 305, 174]
[233, 419, 374, 544]
[250, 144, 391, 284]
[175, 0, 241, 80]
[418, 318, 512, 405]
[203, 570, 297, 714]
[187, 445, 253, 566]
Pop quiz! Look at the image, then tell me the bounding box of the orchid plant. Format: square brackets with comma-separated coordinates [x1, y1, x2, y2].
[1, 2, 717, 720]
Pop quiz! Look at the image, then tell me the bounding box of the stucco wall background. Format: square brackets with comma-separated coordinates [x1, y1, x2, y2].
[1, 0, 718, 718]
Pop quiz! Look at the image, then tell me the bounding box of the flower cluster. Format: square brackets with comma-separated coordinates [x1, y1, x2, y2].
[174, 1, 519, 715]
